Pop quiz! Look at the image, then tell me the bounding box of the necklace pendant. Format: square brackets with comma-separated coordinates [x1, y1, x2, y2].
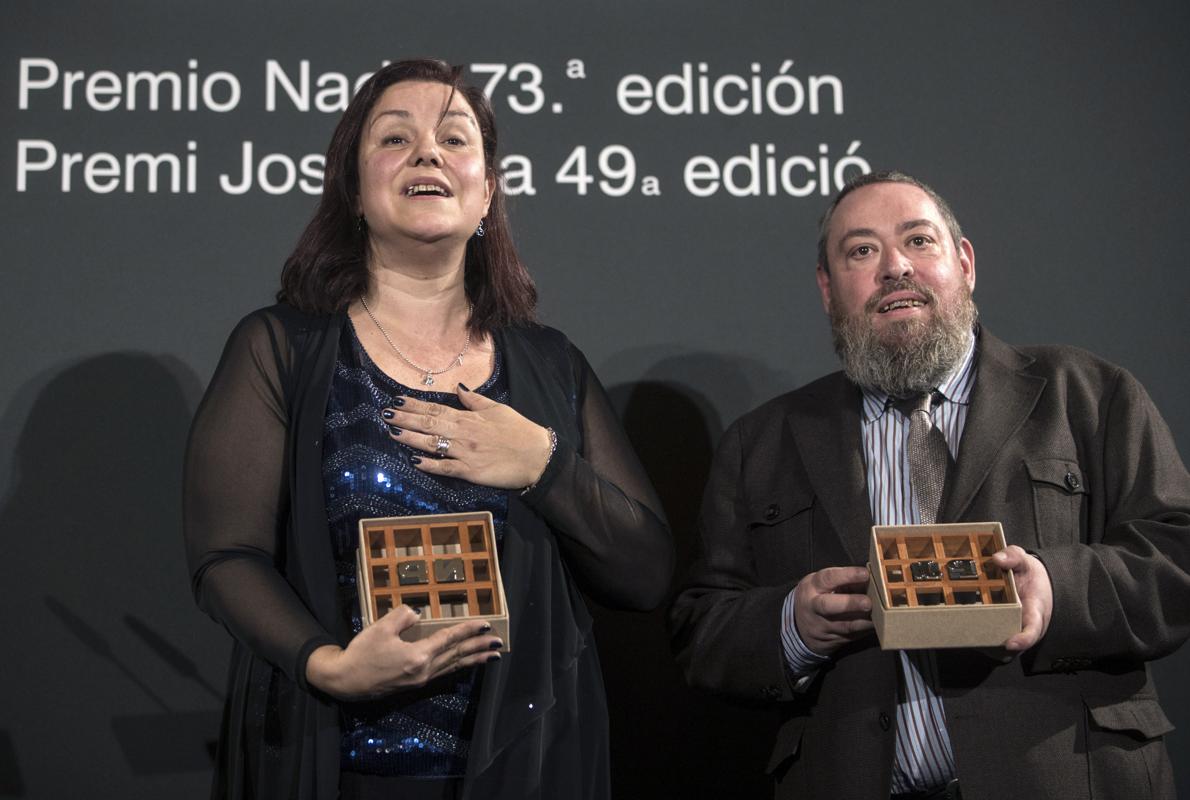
[422, 374, 435, 386]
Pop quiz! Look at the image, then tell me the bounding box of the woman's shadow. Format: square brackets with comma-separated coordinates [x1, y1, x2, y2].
[595, 350, 791, 800]
[0, 354, 225, 796]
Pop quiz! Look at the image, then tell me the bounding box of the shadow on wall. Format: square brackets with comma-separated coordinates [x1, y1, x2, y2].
[594, 351, 792, 800]
[0, 354, 224, 799]
[0, 731, 21, 798]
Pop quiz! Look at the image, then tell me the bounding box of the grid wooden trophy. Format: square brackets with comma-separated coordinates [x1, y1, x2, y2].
[867, 522, 1021, 649]
[356, 511, 509, 650]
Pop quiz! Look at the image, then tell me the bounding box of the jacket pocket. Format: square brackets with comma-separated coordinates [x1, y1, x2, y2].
[766, 714, 808, 776]
[747, 489, 815, 585]
[1086, 695, 1174, 740]
[1084, 695, 1175, 799]
[1025, 458, 1088, 547]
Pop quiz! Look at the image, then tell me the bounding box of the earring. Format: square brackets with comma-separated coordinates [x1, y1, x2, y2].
[357, 214, 367, 233]
[475, 219, 485, 238]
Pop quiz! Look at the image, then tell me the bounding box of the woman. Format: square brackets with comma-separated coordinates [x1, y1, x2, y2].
[184, 59, 673, 800]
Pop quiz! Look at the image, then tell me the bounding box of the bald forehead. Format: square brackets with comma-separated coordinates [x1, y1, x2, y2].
[834, 182, 942, 227]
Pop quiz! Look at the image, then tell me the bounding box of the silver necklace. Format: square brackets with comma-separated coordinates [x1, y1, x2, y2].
[360, 296, 472, 386]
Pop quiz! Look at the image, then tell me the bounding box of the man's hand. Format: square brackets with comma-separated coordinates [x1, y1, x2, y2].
[993, 545, 1054, 652]
[792, 566, 875, 656]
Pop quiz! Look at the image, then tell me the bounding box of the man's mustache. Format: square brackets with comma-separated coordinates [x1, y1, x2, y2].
[863, 280, 937, 314]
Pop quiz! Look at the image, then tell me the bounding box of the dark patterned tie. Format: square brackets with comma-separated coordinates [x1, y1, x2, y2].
[898, 391, 948, 524]
[893, 390, 958, 789]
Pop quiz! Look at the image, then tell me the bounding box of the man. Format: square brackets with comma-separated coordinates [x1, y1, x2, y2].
[670, 171, 1190, 800]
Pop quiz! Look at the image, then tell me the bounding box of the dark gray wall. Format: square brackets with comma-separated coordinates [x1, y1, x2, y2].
[3, 1, 1187, 797]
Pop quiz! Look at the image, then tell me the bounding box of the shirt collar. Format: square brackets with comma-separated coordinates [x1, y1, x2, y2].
[859, 331, 978, 423]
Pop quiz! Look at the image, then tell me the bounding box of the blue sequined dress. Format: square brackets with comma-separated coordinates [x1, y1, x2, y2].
[323, 321, 508, 778]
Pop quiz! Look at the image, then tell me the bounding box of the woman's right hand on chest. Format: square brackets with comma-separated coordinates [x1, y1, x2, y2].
[305, 606, 503, 700]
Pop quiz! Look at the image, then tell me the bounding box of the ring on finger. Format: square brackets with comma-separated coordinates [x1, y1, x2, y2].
[434, 435, 451, 458]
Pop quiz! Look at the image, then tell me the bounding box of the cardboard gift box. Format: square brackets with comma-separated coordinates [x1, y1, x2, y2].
[867, 522, 1021, 650]
[356, 511, 509, 651]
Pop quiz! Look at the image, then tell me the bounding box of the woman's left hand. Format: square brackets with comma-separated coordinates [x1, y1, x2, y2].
[382, 385, 553, 489]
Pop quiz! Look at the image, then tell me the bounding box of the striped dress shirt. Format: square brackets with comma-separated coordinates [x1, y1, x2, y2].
[781, 335, 977, 793]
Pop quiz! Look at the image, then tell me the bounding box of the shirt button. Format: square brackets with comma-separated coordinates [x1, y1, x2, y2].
[1065, 471, 1081, 491]
[764, 504, 780, 521]
[879, 712, 891, 731]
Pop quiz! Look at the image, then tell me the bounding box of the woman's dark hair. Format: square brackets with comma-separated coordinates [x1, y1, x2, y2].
[277, 59, 537, 333]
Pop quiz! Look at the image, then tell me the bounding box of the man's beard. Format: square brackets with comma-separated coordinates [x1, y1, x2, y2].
[829, 279, 977, 397]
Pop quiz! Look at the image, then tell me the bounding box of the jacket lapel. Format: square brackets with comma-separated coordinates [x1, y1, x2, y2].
[786, 373, 875, 565]
[941, 330, 1046, 522]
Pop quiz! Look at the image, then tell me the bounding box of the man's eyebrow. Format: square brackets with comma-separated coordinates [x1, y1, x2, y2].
[836, 228, 876, 251]
[836, 220, 943, 251]
[897, 219, 941, 234]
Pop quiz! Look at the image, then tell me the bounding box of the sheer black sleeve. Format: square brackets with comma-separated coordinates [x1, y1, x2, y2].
[183, 311, 335, 686]
[521, 344, 674, 610]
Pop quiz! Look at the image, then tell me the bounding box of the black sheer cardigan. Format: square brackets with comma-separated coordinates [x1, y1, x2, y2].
[183, 304, 673, 800]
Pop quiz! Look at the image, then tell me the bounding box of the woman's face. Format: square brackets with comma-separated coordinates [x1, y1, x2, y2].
[356, 80, 493, 249]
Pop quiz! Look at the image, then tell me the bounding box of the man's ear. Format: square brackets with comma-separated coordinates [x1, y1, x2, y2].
[816, 263, 832, 315]
[958, 237, 976, 292]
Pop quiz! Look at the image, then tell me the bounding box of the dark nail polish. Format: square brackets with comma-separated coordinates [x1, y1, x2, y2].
[457, 382, 470, 392]
[387, 424, 401, 435]
[382, 409, 394, 419]
[490, 640, 504, 650]
[394, 397, 406, 406]
[410, 606, 423, 616]
[410, 455, 422, 464]
[479, 623, 492, 633]
[487, 653, 501, 662]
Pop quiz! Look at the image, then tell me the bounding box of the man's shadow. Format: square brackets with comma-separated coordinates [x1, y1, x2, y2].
[0, 354, 224, 795]
[594, 351, 791, 799]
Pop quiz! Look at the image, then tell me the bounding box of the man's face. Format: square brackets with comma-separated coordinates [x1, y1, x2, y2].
[816, 181, 977, 395]
[816, 181, 975, 338]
